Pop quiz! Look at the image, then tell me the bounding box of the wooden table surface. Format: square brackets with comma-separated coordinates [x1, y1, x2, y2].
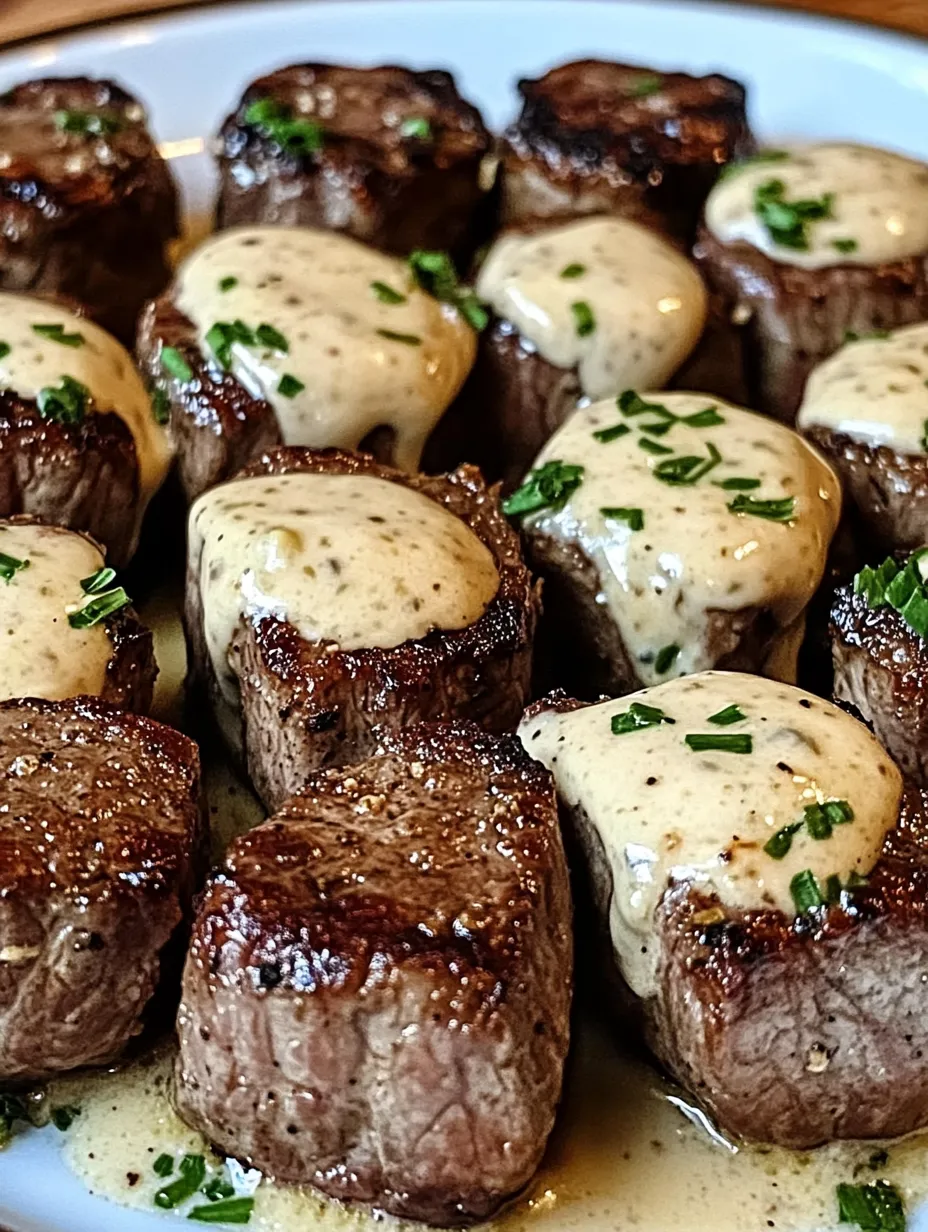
[0, 0, 927, 46]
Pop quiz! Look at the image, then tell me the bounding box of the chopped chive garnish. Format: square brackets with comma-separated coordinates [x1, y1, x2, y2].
[161, 346, 193, 382]
[708, 704, 746, 726]
[31, 322, 84, 348]
[255, 322, 288, 352]
[153, 1154, 174, 1178]
[37, 375, 89, 425]
[640, 420, 674, 437]
[592, 422, 630, 443]
[854, 548, 928, 638]
[54, 109, 122, 136]
[832, 238, 858, 254]
[560, 263, 586, 279]
[790, 869, 825, 913]
[639, 437, 674, 455]
[0, 552, 29, 583]
[718, 149, 790, 181]
[824, 873, 844, 905]
[154, 1153, 207, 1210]
[611, 701, 675, 735]
[654, 643, 680, 674]
[277, 373, 305, 398]
[764, 821, 803, 860]
[187, 1196, 255, 1223]
[618, 390, 674, 419]
[218, 276, 238, 292]
[601, 506, 643, 531]
[922, 418, 928, 452]
[629, 73, 663, 97]
[150, 385, 170, 425]
[685, 733, 753, 754]
[200, 1176, 235, 1201]
[571, 300, 596, 337]
[51, 1106, 80, 1131]
[407, 249, 488, 331]
[754, 178, 835, 251]
[804, 799, 854, 841]
[80, 566, 116, 594]
[244, 97, 323, 154]
[653, 442, 722, 486]
[376, 328, 421, 346]
[503, 460, 584, 517]
[836, 1180, 905, 1232]
[682, 407, 725, 428]
[727, 494, 796, 522]
[713, 476, 761, 491]
[843, 329, 891, 344]
[68, 585, 131, 629]
[399, 115, 432, 140]
[0, 1093, 27, 1148]
[0, 342, 9, 360]
[370, 280, 407, 305]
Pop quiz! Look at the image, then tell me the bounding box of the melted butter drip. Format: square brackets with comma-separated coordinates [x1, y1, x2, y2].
[175, 227, 477, 470]
[798, 322, 928, 455]
[524, 394, 840, 686]
[0, 292, 173, 516]
[705, 143, 928, 269]
[517, 672, 902, 999]
[475, 216, 708, 398]
[0, 521, 112, 702]
[190, 471, 499, 709]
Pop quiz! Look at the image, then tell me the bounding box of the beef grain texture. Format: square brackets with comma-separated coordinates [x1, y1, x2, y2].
[174, 722, 572, 1226]
[216, 64, 492, 258]
[0, 696, 201, 1083]
[696, 227, 928, 423]
[185, 447, 540, 811]
[499, 59, 754, 243]
[0, 77, 178, 343]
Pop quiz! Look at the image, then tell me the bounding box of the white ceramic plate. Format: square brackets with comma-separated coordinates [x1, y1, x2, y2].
[3, 2, 928, 1229]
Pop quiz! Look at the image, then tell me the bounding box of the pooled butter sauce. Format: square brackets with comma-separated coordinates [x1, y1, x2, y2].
[475, 216, 708, 398]
[175, 227, 477, 470]
[705, 143, 928, 269]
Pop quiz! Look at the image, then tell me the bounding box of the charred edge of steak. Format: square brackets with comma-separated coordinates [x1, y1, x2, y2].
[102, 605, 157, 714]
[695, 225, 928, 422]
[804, 424, 928, 554]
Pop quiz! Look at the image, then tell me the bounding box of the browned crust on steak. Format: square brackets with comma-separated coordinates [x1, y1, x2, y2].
[216, 64, 491, 257]
[0, 77, 178, 343]
[695, 226, 928, 423]
[804, 424, 928, 553]
[174, 721, 571, 1225]
[0, 695, 201, 1081]
[0, 389, 141, 567]
[500, 60, 754, 242]
[185, 447, 541, 810]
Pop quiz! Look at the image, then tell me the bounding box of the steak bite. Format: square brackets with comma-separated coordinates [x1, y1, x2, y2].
[174, 722, 572, 1226]
[0, 695, 201, 1083]
[697, 143, 928, 422]
[798, 323, 928, 552]
[499, 59, 753, 242]
[138, 226, 477, 503]
[0, 77, 178, 343]
[510, 392, 840, 699]
[186, 447, 539, 810]
[215, 64, 491, 257]
[0, 291, 173, 565]
[0, 517, 155, 712]
[519, 671, 928, 1147]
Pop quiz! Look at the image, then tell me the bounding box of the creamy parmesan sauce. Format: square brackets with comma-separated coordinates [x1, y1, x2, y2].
[175, 227, 477, 469]
[189, 470, 499, 710]
[517, 672, 902, 1000]
[524, 394, 840, 686]
[798, 322, 928, 455]
[0, 521, 113, 702]
[705, 143, 928, 269]
[475, 216, 708, 398]
[0, 293, 172, 513]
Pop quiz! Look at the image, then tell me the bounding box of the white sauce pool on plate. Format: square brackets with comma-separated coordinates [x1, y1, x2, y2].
[705, 143, 928, 269]
[798, 322, 928, 455]
[0, 292, 172, 513]
[0, 521, 113, 701]
[190, 470, 499, 708]
[474, 216, 708, 398]
[517, 671, 902, 999]
[175, 226, 477, 470]
[522, 393, 840, 686]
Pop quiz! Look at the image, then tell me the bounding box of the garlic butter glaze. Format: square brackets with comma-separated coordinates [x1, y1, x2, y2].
[474, 216, 708, 398]
[0, 521, 111, 701]
[705, 143, 928, 270]
[798, 322, 928, 455]
[523, 394, 840, 686]
[175, 227, 477, 469]
[0, 293, 172, 509]
[518, 672, 902, 1000]
[190, 470, 499, 707]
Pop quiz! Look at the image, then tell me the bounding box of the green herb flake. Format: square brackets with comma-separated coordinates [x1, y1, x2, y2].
[682, 406, 725, 428]
[790, 869, 825, 913]
[855, 549, 928, 639]
[68, 585, 131, 629]
[399, 115, 432, 140]
[708, 704, 746, 726]
[31, 322, 84, 348]
[37, 375, 90, 425]
[654, 643, 680, 674]
[370, 280, 407, 305]
[255, 323, 288, 352]
[638, 437, 674, 456]
[560, 263, 587, 279]
[571, 300, 596, 337]
[629, 73, 663, 98]
[0, 552, 29, 584]
[154, 1153, 207, 1210]
[244, 97, 323, 155]
[835, 1179, 905, 1232]
[407, 249, 488, 331]
[54, 109, 122, 136]
[611, 701, 675, 735]
[161, 346, 193, 383]
[187, 1196, 255, 1224]
[600, 506, 644, 531]
[153, 1154, 174, 1178]
[922, 418, 928, 452]
[376, 328, 422, 346]
[80, 566, 117, 595]
[149, 384, 170, 425]
[618, 390, 675, 420]
[754, 178, 835, 251]
[51, 1106, 80, 1132]
[764, 821, 803, 860]
[592, 422, 630, 443]
[844, 329, 891, 344]
[639, 420, 674, 437]
[713, 476, 761, 491]
[833, 238, 859, 254]
[685, 733, 753, 754]
[201, 1176, 236, 1201]
[218, 276, 238, 292]
[0, 342, 9, 361]
[503, 460, 584, 517]
[277, 373, 305, 398]
[653, 442, 722, 486]
[727, 494, 796, 522]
